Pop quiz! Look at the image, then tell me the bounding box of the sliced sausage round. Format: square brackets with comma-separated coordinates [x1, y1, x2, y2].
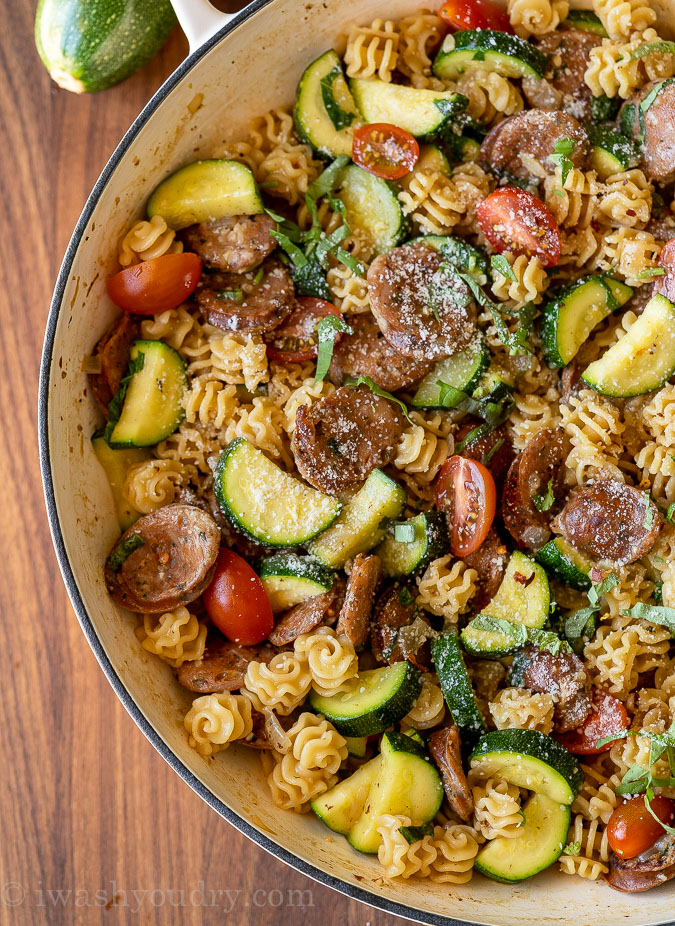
[655, 238, 675, 305]
[105, 504, 221, 612]
[196, 257, 294, 333]
[336, 553, 383, 650]
[480, 109, 589, 180]
[552, 480, 662, 565]
[462, 528, 508, 612]
[522, 30, 601, 123]
[371, 585, 430, 669]
[329, 313, 434, 392]
[175, 637, 277, 693]
[89, 313, 140, 414]
[455, 421, 515, 487]
[428, 725, 474, 823]
[367, 244, 477, 361]
[181, 214, 277, 272]
[267, 581, 344, 647]
[292, 383, 405, 495]
[620, 80, 675, 184]
[607, 835, 675, 892]
[523, 645, 592, 733]
[502, 428, 569, 550]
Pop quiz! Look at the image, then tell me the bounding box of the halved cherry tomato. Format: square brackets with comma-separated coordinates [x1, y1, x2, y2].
[438, 0, 512, 32]
[266, 297, 343, 363]
[477, 187, 561, 268]
[608, 796, 675, 859]
[436, 455, 497, 556]
[556, 689, 629, 755]
[202, 548, 273, 646]
[352, 123, 420, 180]
[106, 252, 202, 315]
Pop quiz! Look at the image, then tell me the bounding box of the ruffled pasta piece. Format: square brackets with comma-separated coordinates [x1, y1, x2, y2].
[593, 0, 656, 40]
[636, 441, 675, 506]
[123, 459, 195, 514]
[140, 305, 199, 351]
[118, 215, 182, 267]
[644, 385, 675, 447]
[488, 688, 555, 734]
[559, 814, 610, 880]
[584, 30, 673, 99]
[428, 824, 482, 883]
[509, 390, 561, 452]
[260, 712, 347, 812]
[244, 651, 312, 715]
[257, 141, 323, 205]
[326, 262, 371, 314]
[491, 254, 548, 308]
[184, 692, 253, 756]
[155, 424, 219, 479]
[602, 563, 654, 619]
[596, 169, 652, 228]
[397, 12, 446, 89]
[401, 676, 446, 730]
[182, 378, 239, 432]
[376, 815, 481, 883]
[398, 163, 491, 235]
[282, 378, 336, 436]
[560, 389, 625, 485]
[543, 168, 600, 230]
[470, 776, 524, 839]
[136, 607, 207, 668]
[647, 525, 675, 607]
[594, 227, 663, 285]
[294, 627, 358, 697]
[249, 107, 296, 152]
[416, 556, 478, 623]
[584, 623, 641, 697]
[507, 0, 569, 37]
[558, 227, 601, 270]
[186, 330, 269, 393]
[455, 68, 524, 124]
[223, 398, 293, 469]
[344, 19, 399, 81]
[393, 424, 449, 481]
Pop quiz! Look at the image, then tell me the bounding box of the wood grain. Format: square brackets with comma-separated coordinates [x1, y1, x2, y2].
[0, 5, 405, 924]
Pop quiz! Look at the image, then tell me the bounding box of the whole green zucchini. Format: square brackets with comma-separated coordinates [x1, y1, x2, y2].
[35, 0, 177, 93]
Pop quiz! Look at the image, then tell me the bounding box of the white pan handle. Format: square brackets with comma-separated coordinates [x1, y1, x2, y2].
[170, 0, 234, 53]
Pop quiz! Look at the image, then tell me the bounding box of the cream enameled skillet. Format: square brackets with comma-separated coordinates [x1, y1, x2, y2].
[39, 1, 675, 923]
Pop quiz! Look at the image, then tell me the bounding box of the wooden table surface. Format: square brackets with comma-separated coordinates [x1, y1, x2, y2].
[0, 4, 407, 924]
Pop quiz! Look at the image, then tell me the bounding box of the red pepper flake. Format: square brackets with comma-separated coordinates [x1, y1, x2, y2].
[513, 571, 535, 586]
[590, 566, 603, 584]
[626, 209, 636, 217]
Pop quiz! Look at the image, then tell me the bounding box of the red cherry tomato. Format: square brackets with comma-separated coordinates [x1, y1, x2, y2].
[608, 796, 675, 859]
[556, 689, 629, 755]
[477, 187, 561, 268]
[438, 0, 512, 31]
[436, 455, 497, 556]
[106, 253, 202, 315]
[266, 297, 344, 363]
[352, 123, 420, 180]
[202, 548, 273, 646]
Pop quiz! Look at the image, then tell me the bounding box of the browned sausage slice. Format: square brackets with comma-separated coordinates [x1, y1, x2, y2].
[292, 383, 405, 495]
[329, 313, 434, 392]
[462, 528, 508, 612]
[502, 428, 569, 551]
[522, 30, 601, 122]
[336, 553, 383, 649]
[607, 835, 675, 892]
[552, 481, 662, 566]
[182, 214, 277, 272]
[105, 504, 221, 613]
[367, 244, 477, 361]
[455, 421, 515, 487]
[175, 638, 277, 693]
[523, 646, 592, 732]
[428, 725, 474, 823]
[196, 257, 294, 333]
[620, 81, 675, 184]
[267, 581, 344, 646]
[655, 239, 675, 304]
[480, 109, 589, 180]
[89, 313, 140, 414]
[371, 586, 430, 669]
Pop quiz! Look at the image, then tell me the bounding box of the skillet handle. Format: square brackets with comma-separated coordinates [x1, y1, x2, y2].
[170, 0, 234, 53]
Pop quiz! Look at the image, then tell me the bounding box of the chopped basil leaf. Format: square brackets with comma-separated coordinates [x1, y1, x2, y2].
[216, 288, 243, 302]
[291, 258, 331, 300]
[398, 824, 434, 844]
[353, 376, 413, 423]
[550, 137, 575, 187]
[314, 315, 353, 382]
[470, 615, 571, 654]
[621, 602, 675, 636]
[103, 351, 145, 443]
[563, 842, 581, 856]
[532, 477, 554, 512]
[644, 490, 654, 529]
[482, 437, 505, 467]
[564, 572, 619, 645]
[107, 533, 145, 572]
[398, 587, 414, 606]
[271, 229, 308, 268]
[491, 254, 518, 283]
[253, 267, 264, 285]
[631, 41, 675, 59]
[637, 267, 666, 279]
[307, 155, 350, 202]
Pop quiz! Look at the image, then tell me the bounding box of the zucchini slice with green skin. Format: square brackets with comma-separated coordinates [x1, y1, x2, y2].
[562, 9, 607, 35]
[311, 756, 381, 834]
[469, 729, 583, 804]
[348, 732, 444, 853]
[591, 94, 621, 124]
[35, 0, 176, 94]
[308, 661, 422, 737]
[535, 538, 593, 591]
[411, 330, 489, 408]
[308, 469, 405, 568]
[214, 439, 341, 547]
[147, 160, 263, 230]
[582, 294, 675, 397]
[461, 552, 550, 656]
[256, 553, 336, 612]
[540, 274, 633, 368]
[433, 30, 547, 81]
[587, 126, 640, 180]
[91, 435, 150, 531]
[474, 793, 570, 882]
[107, 341, 186, 448]
[294, 50, 358, 159]
[431, 632, 487, 740]
[416, 144, 451, 174]
[344, 736, 368, 758]
[376, 512, 449, 578]
[337, 164, 405, 259]
[409, 235, 489, 283]
[349, 78, 467, 138]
